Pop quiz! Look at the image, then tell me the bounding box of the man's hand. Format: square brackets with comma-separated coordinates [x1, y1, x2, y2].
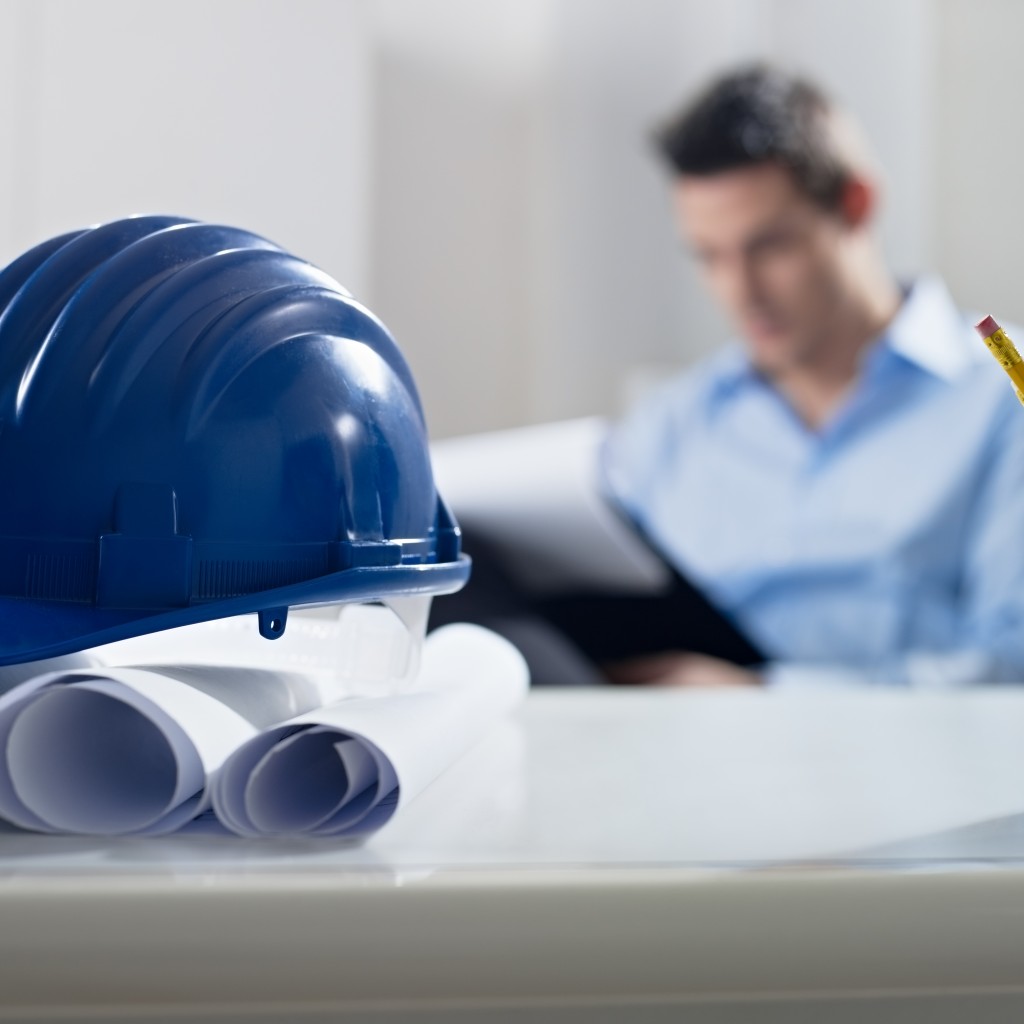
[604, 651, 764, 688]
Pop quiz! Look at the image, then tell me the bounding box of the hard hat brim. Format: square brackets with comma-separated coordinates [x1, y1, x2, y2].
[0, 557, 471, 666]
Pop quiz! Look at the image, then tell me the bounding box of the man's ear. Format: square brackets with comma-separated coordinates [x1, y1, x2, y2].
[840, 177, 875, 229]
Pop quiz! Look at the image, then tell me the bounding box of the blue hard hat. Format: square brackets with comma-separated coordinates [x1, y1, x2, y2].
[0, 216, 469, 665]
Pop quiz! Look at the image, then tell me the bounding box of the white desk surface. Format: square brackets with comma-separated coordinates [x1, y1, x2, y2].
[6, 687, 1024, 1022]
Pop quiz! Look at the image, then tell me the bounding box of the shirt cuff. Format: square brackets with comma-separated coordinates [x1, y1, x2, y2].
[762, 662, 887, 690]
[763, 650, 1003, 691]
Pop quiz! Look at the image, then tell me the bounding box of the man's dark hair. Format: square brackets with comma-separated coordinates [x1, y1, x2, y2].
[655, 65, 850, 210]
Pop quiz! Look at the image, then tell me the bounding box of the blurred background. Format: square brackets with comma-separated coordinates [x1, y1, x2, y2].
[0, 0, 1012, 437]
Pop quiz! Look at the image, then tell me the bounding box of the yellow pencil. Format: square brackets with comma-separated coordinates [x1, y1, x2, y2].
[975, 314, 1024, 405]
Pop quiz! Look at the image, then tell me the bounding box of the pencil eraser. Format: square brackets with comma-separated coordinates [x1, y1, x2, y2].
[975, 314, 1000, 338]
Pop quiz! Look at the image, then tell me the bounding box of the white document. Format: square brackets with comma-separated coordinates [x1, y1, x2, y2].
[0, 622, 527, 837]
[431, 417, 670, 594]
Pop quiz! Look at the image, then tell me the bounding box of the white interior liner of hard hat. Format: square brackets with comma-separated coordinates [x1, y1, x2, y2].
[0, 612, 528, 837]
[90, 598, 432, 695]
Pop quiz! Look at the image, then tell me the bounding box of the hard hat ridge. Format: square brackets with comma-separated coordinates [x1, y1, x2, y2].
[0, 216, 468, 665]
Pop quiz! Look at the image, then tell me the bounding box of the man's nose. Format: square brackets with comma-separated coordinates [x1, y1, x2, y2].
[719, 253, 761, 310]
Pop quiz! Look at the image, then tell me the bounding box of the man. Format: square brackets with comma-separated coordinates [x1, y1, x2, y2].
[602, 65, 1024, 688]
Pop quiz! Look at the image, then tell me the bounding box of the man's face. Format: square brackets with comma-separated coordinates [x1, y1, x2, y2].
[673, 162, 853, 376]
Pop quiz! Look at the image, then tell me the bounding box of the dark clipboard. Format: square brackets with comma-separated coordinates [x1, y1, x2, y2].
[431, 521, 766, 672]
[536, 570, 765, 666]
[535, 502, 766, 666]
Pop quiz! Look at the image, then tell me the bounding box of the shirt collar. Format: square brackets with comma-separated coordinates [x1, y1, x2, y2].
[704, 344, 757, 409]
[872, 276, 981, 382]
[706, 275, 980, 411]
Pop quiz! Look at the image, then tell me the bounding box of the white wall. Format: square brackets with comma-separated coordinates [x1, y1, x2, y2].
[364, 0, 551, 437]
[0, 0, 35, 256]
[933, 0, 1024, 324]
[528, 0, 745, 424]
[0, 0, 371, 296]
[362, 0, 943, 435]
[1, 1, 1021, 439]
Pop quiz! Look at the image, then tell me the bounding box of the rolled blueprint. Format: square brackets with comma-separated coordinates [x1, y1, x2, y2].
[0, 604, 418, 835]
[0, 622, 527, 837]
[212, 623, 528, 837]
[0, 665, 288, 834]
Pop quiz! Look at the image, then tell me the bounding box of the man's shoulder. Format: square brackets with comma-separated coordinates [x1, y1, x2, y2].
[618, 344, 745, 428]
[603, 345, 741, 502]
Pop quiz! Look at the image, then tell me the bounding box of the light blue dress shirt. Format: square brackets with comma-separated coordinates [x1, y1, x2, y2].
[603, 278, 1024, 688]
